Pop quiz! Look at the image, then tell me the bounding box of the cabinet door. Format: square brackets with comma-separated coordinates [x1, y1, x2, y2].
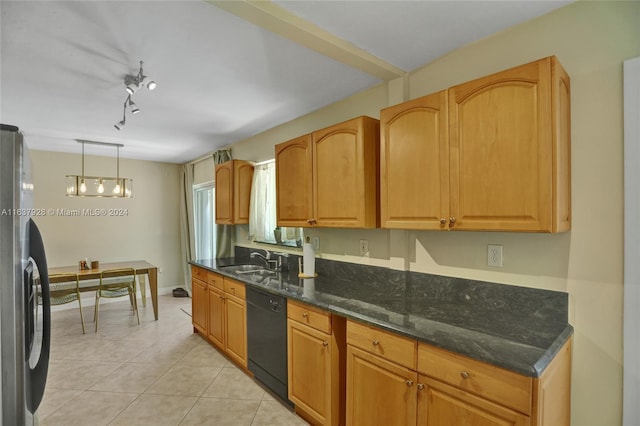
[215, 161, 233, 225]
[417, 375, 530, 426]
[288, 320, 333, 425]
[449, 57, 553, 232]
[233, 161, 254, 224]
[275, 134, 314, 227]
[225, 294, 247, 368]
[381, 91, 449, 230]
[346, 345, 417, 426]
[207, 285, 225, 348]
[312, 116, 379, 228]
[191, 278, 207, 334]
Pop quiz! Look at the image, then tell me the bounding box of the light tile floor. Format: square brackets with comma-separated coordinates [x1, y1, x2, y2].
[38, 295, 308, 426]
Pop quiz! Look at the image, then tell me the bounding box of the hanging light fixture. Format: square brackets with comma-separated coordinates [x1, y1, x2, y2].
[66, 140, 133, 198]
[115, 60, 156, 130]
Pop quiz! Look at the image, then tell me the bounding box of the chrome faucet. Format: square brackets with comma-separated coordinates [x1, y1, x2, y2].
[250, 249, 277, 269]
[272, 251, 290, 272]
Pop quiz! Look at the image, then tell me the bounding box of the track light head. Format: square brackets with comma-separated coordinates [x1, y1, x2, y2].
[141, 75, 157, 90]
[114, 119, 125, 131]
[127, 97, 140, 114]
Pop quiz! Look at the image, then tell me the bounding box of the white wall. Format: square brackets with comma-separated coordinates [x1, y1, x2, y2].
[30, 150, 183, 293]
[224, 2, 640, 424]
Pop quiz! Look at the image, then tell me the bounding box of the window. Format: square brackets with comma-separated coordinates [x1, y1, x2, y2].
[250, 160, 302, 247]
[193, 183, 216, 259]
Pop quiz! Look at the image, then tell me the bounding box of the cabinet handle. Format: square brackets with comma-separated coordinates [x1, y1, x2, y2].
[307, 219, 317, 225]
[449, 217, 456, 224]
[440, 218, 446, 225]
[302, 312, 309, 318]
[219, 295, 224, 300]
[406, 380, 414, 387]
[460, 371, 470, 379]
[322, 341, 328, 347]
[372, 339, 379, 346]
[417, 383, 425, 391]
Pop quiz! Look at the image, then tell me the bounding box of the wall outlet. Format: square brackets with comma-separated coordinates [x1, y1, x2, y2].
[487, 244, 503, 267]
[359, 239, 369, 256]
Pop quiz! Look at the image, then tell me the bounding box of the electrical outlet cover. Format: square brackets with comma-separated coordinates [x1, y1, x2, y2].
[487, 244, 503, 267]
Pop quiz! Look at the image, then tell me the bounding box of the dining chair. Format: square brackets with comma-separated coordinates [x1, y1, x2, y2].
[42, 272, 85, 334]
[94, 268, 140, 332]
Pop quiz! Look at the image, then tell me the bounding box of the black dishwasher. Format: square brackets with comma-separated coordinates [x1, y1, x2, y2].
[246, 287, 292, 405]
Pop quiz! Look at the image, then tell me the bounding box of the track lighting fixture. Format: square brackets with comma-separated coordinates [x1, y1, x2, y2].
[114, 60, 156, 130]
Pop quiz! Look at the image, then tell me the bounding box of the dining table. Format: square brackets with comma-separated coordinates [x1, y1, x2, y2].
[47, 260, 159, 320]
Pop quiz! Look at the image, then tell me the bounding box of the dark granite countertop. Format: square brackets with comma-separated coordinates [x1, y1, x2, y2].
[189, 251, 572, 378]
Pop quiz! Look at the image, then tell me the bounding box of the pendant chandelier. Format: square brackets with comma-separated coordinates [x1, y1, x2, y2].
[66, 140, 133, 198]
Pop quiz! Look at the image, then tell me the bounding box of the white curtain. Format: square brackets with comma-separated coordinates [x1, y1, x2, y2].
[249, 161, 276, 242]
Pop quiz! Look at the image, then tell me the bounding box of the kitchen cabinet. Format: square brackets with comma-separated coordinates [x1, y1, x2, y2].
[346, 319, 418, 426]
[191, 267, 207, 335]
[287, 300, 346, 426]
[417, 376, 529, 426]
[347, 345, 417, 426]
[275, 134, 313, 227]
[207, 283, 224, 348]
[224, 278, 247, 368]
[380, 91, 449, 230]
[276, 116, 380, 228]
[191, 266, 247, 369]
[345, 319, 572, 426]
[380, 56, 571, 232]
[215, 159, 254, 225]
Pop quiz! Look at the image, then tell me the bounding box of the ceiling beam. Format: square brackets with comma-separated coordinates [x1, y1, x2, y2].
[207, 0, 406, 81]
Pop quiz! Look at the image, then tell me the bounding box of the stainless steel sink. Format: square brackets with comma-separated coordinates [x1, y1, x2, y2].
[219, 264, 275, 275]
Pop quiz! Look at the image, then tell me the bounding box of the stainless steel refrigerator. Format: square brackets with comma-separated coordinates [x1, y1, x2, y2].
[0, 124, 51, 425]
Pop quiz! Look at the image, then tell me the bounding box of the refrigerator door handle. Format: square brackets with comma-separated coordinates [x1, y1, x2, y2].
[26, 219, 50, 413]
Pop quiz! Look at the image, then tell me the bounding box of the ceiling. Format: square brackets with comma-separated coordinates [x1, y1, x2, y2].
[0, 0, 571, 164]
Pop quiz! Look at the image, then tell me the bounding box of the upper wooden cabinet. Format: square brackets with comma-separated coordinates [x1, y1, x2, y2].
[215, 160, 254, 225]
[381, 56, 571, 232]
[381, 91, 449, 230]
[276, 116, 380, 228]
[275, 134, 314, 227]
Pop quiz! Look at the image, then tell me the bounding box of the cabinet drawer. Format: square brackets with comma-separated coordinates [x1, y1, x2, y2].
[223, 278, 246, 299]
[417, 342, 532, 415]
[191, 265, 206, 281]
[347, 320, 416, 369]
[207, 272, 224, 290]
[287, 300, 332, 334]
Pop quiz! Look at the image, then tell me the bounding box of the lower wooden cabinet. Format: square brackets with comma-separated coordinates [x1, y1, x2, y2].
[207, 285, 224, 348]
[418, 376, 529, 426]
[224, 287, 247, 367]
[345, 319, 572, 426]
[191, 266, 571, 426]
[191, 266, 247, 369]
[191, 274, 207, 334]
[287, 300, 345, 426]
[346, 345, 417, 426]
